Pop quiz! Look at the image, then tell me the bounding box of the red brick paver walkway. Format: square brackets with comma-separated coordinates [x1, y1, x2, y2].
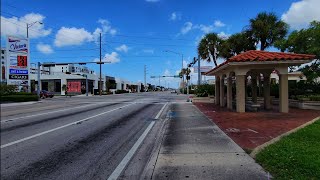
[194, 102, 320, 150]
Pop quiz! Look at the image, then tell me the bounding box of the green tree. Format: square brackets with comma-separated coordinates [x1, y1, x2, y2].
[197, 33, 222, 66]
[247, 12, 288, 51]
[220, 31, 256, 59]
[274, 21, 320, 82]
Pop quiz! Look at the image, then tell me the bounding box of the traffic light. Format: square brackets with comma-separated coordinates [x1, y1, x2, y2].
[186, 75, 190, 80]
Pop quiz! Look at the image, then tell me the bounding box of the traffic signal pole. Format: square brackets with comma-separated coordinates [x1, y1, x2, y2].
[99, 33, 102, 96]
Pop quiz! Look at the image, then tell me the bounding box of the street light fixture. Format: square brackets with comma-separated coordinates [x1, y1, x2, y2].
[164, 50, 185, 94]
[27, 21, 43, 38]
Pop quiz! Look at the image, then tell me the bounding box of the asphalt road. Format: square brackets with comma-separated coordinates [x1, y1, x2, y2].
[1, 92, 187, 180]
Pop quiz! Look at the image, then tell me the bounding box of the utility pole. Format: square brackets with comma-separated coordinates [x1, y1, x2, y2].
[99, 33, 102, 96]
[198, 55, 201, 86]
[181, 54, 185, 94]
[37, 62, 41, 99]
[144, 65, 147, 92]
[85, 74, 88, 96]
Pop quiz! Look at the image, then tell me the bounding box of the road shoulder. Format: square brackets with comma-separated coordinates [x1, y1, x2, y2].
[151, 103, 269, 180]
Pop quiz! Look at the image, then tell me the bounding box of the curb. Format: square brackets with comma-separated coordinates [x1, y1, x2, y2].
[250, 116, 320, 158]
[0, 101, 41, 107]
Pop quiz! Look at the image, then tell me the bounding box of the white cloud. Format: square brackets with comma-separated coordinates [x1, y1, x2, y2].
[169, 12, 181, 21]
[116, 44, 129, 53]
[54, 27, 93, 47]
[143, 49, 154, 54]
[197, 24, 214, 34]
[281, 0, 320, 29]
[217, 31, 230, 39]
[214, 20, 225, 27]
[180, 20, 227, 35]
[36, 43, 53, 54]
[180, 22, 193, 34]
[1, 13, 51, 38]
[93, 52, 120, 63]
[54, 19, 117, 47]
[146, 0, 160, 2]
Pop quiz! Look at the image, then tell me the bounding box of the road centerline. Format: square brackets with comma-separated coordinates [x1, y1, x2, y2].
[0, 103, 135, 149]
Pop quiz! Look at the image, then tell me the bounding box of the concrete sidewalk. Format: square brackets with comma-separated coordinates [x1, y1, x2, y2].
[152, 103, 269, 180]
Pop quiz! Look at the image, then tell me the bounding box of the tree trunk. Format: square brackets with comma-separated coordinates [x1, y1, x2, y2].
[213, 55, 218, 67]
[260, 40, 266, 51]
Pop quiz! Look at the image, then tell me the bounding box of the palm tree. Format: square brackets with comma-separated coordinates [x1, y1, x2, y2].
[220, 32, 256, 59]
[247, 12, 288, 51]
[197, 33, 222, 67]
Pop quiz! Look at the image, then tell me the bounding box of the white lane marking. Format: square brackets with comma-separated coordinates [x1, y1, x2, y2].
[107, 102, 168, 180]
[155, 102, 168, 119]
[107, 121, 155, 180]
[0, 103, 134, 149]
[1, 102, 114, 122]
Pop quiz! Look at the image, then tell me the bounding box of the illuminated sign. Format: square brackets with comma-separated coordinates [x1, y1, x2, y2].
[9, 69, 28, 74]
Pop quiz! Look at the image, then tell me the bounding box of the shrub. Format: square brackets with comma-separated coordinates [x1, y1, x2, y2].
[195, 84, 215, 97]
[1, 95, 38, 102]
[309, 95, 320, 101]
[0, 84, 17, 96]
[14, 92, 33, 95]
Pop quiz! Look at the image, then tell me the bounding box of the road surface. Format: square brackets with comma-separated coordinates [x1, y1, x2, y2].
[1, 92, 186, 180]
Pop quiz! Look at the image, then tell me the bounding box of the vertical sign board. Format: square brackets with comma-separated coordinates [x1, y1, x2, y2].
[6, 36, 30, 91]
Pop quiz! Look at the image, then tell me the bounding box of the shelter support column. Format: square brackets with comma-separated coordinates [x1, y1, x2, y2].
[215, 76, 220, 105]
[263, 74, 271, 110]
[227, 76, 232, 109]
[251, 75, 258, 104]
[236, 75, 246, 113]
[279, 73, 289, 113]
[220, 77, 225, 107]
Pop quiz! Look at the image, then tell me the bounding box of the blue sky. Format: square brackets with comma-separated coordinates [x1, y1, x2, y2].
[1, 0, 319, 87]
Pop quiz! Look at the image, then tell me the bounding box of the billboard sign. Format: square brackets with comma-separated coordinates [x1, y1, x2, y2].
[9, 69, 28, 74]
[9, 74, 29, 80]
[6, 36, 30, 88]
[67, 81, 81, 93]
[194, 66, 212, 73]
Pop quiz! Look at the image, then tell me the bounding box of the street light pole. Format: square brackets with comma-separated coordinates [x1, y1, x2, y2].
[27, 21, 43, 38]
[37, 62, 41, 99]
[164, 50, 184, 94]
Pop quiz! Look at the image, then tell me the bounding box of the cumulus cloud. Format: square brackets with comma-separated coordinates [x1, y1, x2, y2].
[179, 20, 226, 35]
[1, 13, 51, 38]
[36, 43, 53, 54]
[54, 19, 116, 47]
[281, 0, 320, 29]
[169, 12, 181, 21]
[93, 52, 120, 63]
[214, 20, 225, 27]
[54, 27, 93, 47]
[116, 44, 129, 53]
[180, 22, 193, 34]
[217, 31, 230, 39]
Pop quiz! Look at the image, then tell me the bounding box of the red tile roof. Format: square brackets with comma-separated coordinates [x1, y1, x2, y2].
[206, 50, 315, 75]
